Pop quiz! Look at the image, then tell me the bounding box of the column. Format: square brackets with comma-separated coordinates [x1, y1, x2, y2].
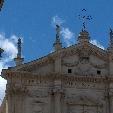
[54, 91, 62, 113]
[54, 55, 61, 73]
[49, 90, 55, 113]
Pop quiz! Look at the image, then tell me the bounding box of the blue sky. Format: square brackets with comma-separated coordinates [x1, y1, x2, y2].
[0, 0, 113, 103]
[0, 0, 113, 61]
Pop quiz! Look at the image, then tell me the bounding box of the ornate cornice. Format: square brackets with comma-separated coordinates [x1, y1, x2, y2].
[1, 69, 33, 79]
[3, 69, 113, 84]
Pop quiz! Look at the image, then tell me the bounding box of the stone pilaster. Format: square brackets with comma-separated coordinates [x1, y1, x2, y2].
[104, 78, 111, 113]
[54, 91, 62, 113]
[110, 96, 113, 113]
[107, 49, 113, 76]
[53, 87, 64, 113]
[48, 89, 55, 113]
[6, 83, 28, 113]
[5, 84, 14, 113]
[54, 55, 61, 73]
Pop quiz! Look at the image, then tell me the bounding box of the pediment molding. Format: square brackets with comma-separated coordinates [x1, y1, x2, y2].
[61, 43, 108, 61]
[6, 43, 109, 72]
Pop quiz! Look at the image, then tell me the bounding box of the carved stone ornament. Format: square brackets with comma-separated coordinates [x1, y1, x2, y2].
[90, 62, 107, 69]
[62, 61, 79, 67]
[62, 47, 107, 73]
[76, 63, 91, 75]
[78, 48, 90, 64]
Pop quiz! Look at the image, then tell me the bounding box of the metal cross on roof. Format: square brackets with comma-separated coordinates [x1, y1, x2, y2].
[78, 9, 92, 31]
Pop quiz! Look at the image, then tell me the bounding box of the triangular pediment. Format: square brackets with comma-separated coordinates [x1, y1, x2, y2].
[5, 42, 108, 73]
[61, 42, 107, 60]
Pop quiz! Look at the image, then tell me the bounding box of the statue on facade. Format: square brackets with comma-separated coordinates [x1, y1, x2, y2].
[0, 0, 4, 11]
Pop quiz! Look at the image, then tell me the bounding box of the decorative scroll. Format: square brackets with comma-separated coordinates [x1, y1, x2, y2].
[90, 62, 107, 69]
[62, 61, 79, 67]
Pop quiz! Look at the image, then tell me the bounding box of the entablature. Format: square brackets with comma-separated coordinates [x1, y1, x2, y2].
[2, 69, 113, 84]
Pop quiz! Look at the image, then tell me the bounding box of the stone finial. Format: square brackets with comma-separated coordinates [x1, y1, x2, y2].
[14, 38, 24, 66]
[56, 25, 60, 42]
[109, 28, 113, 48]
[78, 30, 90, 44]
[0, 48, 4, 58]
[53, 25, 62, 51]
[17, 38, 22, 58]
[107, 28, 113, 53]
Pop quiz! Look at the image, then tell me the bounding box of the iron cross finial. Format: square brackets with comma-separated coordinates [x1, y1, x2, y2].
[78, 9, 92, 31]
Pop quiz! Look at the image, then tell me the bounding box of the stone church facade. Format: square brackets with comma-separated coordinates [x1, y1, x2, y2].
[1, 25, 113, 113]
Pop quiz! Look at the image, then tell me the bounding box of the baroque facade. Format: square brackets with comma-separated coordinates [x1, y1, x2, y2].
[1, 25, 113, 113]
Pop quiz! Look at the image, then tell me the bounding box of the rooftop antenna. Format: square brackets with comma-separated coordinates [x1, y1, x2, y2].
[78, 9, 92, 31]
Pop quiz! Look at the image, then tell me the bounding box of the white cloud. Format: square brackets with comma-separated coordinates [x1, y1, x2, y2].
[90, 39, 105, 50]
[51, 15, 65, 27]
[0, 34, 19, 105]
[61, 28, 75, 47]
[51, 16, 104, 50]
[0, 76, 7, 105]
[51, 16, 75, 47]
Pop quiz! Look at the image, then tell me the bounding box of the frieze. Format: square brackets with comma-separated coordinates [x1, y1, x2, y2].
[28, 90, 48, 98]
[6, 84, 28, 95]
[64, 81, 105, 89]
